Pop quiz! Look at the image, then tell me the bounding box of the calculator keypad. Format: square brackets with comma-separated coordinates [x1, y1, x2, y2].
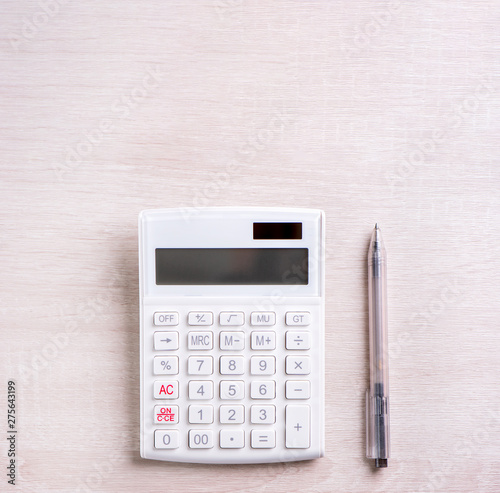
[147, 306, 320, 461]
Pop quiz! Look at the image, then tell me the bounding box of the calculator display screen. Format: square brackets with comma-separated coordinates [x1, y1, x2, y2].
[155, 248, 308, 285]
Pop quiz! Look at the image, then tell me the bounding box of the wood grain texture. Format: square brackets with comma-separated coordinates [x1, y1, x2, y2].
[1, 1, 499, 492]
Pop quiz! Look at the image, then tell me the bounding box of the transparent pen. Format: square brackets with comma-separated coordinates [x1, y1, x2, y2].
[366, 224, 390, 468]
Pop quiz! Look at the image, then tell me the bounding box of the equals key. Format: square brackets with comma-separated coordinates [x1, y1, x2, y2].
[251, 430, 275, 449]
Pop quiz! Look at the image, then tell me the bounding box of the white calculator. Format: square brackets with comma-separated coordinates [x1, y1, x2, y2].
[139, 207, 325, 464]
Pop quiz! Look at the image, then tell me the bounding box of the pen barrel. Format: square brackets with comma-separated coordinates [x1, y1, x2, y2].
[368, 257, 389, 390]
[366, 248, 390, 461]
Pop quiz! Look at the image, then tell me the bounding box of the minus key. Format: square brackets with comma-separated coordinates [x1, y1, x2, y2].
[285, 381, 311, 399]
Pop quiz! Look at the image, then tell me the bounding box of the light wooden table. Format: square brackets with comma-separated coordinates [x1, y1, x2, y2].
[1, 2, 499, 492]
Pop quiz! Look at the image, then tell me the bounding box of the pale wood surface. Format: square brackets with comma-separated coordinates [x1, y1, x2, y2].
[1, 2, 499, 492]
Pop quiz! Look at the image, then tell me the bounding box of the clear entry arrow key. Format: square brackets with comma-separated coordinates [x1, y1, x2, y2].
[154, 331, 179, 351]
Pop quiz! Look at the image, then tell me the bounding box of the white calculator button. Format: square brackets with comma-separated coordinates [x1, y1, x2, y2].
[154, 381, 179, 399]
[251, 430, 275, 449]
[220, 429, 245, 449]
[250, 381, 276, 399]
[251, 331, 276, 350]
[285, 380, 311, 399]
[188, 331, 213, 350]
[154, 312, 179, 326]
[250, 356, 275, 375]
[188, 312, 213, 326]
[251, 405, 276, 424]
[285, 312, 311, 326]
[154, 430, 179, 449]
[219, 356, 245, 375]
[188, 381, 213, 400]
[220, 380, 245, 400]
[188, 356, 213, 375]
[154, 405, 179, 424]
[219, 331, 245, 351]
[219, 312, 245, 326]
[188, 405, 213, 424]
[153, 356, 179, 375]
[250, 312, 276, 326]
[154, 332, 179, 351]
[219, 405, 245, 424]
[286, 404, 310, 449]
[285, 355, 311, 375]
[285, 331, 311, 350]
[189, 430, 214, 449]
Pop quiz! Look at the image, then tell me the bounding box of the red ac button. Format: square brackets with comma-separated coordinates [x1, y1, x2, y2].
[154, 381, 179, 399]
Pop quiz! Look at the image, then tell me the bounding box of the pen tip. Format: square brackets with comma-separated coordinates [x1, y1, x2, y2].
[375, 458, 388, 468]
[375, 223, 379, 230]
